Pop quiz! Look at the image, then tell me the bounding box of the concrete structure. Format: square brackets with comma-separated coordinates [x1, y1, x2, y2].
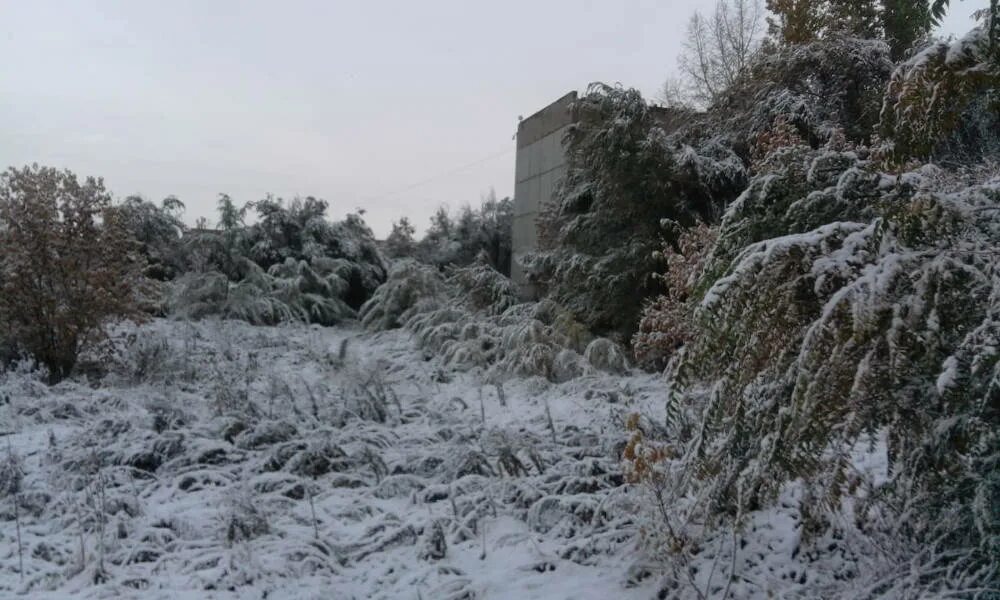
[511, 91, 577, 298]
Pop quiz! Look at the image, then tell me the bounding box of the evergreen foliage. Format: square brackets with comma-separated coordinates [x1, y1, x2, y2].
[626, 15, 1000, 589]
[117, 195, 187, 281]
[633, 147, 1000, 595]
[384, 217, 417, 259]
[527, 83, 746, 338]
[169, 257, 356, 326]
[878, 22, 1000, 167]
[360, 258, 617, 383]
[415, 191, 513, 275]
[359, 259, 449, 331]
[173, 195, 388, 325]
[738, 35, 893, 146]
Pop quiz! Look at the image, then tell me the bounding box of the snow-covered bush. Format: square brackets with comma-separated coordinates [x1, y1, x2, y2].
[174, 197, 387, 324]
[242, 198, 387, 309]
[735, 35, 893, 147]
[583, 338, 629, 374]
[447, 260, 519, 316]
[169, 258, 355, 326]
[636, 155, 1000, 594]
[527, 83, 746, 338]
[748, 114, 811, 172]
[410, 298, 610, 383]
[361, 258, 516, 331]
[359, 260, 448, 331]
[166, 197, 387, 326]
[415, 192, 513, 275]
[704, 145, 885, 277]
[877, 22, 1000, 167]
[363, 261, 610, 382]
[116, 195, 187, 281]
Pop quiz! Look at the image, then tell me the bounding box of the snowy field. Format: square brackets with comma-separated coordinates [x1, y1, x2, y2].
[0, 319, 667, 599]
[0, 319, 891, 599]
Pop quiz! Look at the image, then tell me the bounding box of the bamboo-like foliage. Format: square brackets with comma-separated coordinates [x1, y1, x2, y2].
[527, 83, 746, 338]
[648, 149, 1000, 591]
[169, 258, 355, 326]
[878, 22, 1000, 167]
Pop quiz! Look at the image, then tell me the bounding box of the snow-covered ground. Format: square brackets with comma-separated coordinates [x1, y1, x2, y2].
[0, 319, 670, 599]
[0, 318, 896, 599]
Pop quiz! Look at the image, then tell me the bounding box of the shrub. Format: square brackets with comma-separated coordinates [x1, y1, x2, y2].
[359, 260, 448, 331]
[738, 35, 892, 147]
[169, 258, 355, 326]
[243, 199, 387, 309]
[180, 196, 387, 310]
[877, 22, 1000, 167]
[447, 259, 519, 316]
[582, 338, 629, 374]
[363, 259, 608, 382]
[169, 196, 388, 326]
[632, 223, 718, 371]
[637, 157, 1000, 594]
[0, 165, 145, 382]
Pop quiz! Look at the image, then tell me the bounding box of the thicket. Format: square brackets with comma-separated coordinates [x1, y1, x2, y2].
[878, 23, 1000, 167]
[524, 83, 747, 339]
[397, 191, 514, 276]
[525, 24, 906, 344]
[0, 172, 393, 379]
[622, 10, 1000, 596]
[359, 258, 630, 383]
[171, 195, 387, 326]
[116, 195, 186, 281]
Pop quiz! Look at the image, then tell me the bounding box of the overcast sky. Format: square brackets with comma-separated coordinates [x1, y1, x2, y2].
[0, 1, 988, 237]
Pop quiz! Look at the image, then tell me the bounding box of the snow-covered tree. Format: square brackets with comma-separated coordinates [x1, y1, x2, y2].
[631, 143, 1000, 595]
[526, 83, 746, 338]
[766, 0, 825, 43]
[878, 22, 1000, 167]
[741, 35, 893, 146]
[117, 195, 187, 281]
[414, 192, 513, 275]
[171, 193, 388, 325]
[384, 217, 417, 259]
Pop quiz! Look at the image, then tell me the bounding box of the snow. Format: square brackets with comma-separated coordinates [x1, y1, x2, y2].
[0, 318, 668, 599]
[0, 316, 916, 599]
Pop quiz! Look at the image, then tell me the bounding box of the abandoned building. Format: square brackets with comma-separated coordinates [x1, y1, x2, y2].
[511, 91, 577, 298]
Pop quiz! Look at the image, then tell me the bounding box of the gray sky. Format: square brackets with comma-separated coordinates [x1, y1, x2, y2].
[0, 1, 988, 237]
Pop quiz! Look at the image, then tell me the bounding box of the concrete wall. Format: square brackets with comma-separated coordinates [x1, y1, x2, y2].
[511, 91, 577, 298]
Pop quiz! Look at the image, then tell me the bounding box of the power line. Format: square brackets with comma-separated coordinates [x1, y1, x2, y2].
[361, 145, 515, 203]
